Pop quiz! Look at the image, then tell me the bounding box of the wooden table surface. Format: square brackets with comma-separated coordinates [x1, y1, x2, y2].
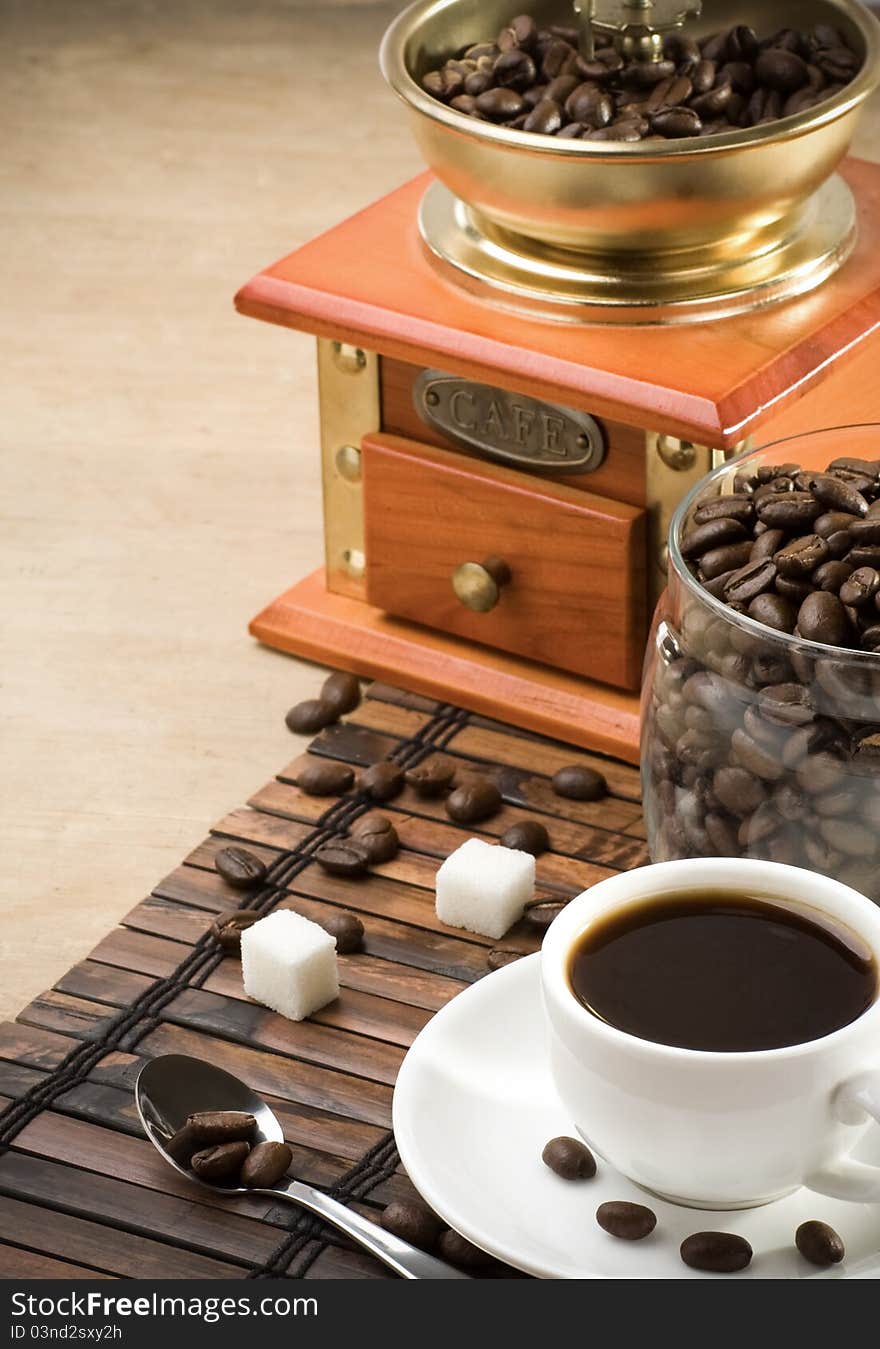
[1, 0, 878, 1026]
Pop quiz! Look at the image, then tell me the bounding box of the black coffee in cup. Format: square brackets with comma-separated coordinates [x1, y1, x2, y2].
[569, 891, 877, 1052]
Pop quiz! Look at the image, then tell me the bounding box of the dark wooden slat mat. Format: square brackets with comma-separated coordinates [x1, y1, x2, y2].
[0, 684, 645, 1280]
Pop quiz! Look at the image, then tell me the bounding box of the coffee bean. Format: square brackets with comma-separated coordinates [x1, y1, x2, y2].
[191, 1141, 251, 1182]
[552, 765, 607, 801]
[750, 527, 785, 561]
[320, 671, 361, 717]
[214, 847, 267, 890]
[359, 761, 405, 801]
[445, 778, 502, 823]
[475, 87, 526, 119]
[350, 812, 399, 863]
[747, 593, 796, 632]
[759, 683, 814, 726]
[699, 540, 753, 580]
[680, 1232, 752, 1272]
[774, 534, 828, 576]
[596, 1201, 657, 1241]
[797, 591, 850, 646]
[166, 1123, 200, 1165]
[807, 473, 869, 517]
[240, 1140, 293, 1188]
[380, 1201, 442, 1252]
[812, 560, 852, 593]
[405, 758, 456, 798]
[729, 729, 785, 781]
[187, 1111, 257, 1144]
[285, 699, 336, 735]
[315, 841, 369, 877]
[486, 947, 523, 970]
[713, 766, 765, 816]
[438, 1229, 494, 1269]
[500, 819, 550, 854]
[756, 48, 809, 92]
[523, 97, 563, 134]
[295, 760, 355, 796]
[211, 908, 261, 952]
[755, 492, 821, 530]
[321, 911, 365, 954]
[795, 1220, 845, 1267]
[724, 559, 777, 603]
[542, 1136, 596, 1180]
[848, 517, 880, 544]
[682, 519, 749, 562]
[523, 896, 568, 928]
[693, 495, 755, 526]
[839, 566, 880, 607]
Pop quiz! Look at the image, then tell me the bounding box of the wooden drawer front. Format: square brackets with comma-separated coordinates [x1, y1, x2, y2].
[362, 434, 646, 691]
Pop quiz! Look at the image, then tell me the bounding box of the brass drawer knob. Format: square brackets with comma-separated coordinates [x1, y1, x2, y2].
[452, 556, 511, 613]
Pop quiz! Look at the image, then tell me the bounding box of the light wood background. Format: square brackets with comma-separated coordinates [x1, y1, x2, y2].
[1, 0, 878, 1024]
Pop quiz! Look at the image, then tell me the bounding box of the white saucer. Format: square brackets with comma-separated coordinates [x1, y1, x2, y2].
[392, 955, 880, 1279]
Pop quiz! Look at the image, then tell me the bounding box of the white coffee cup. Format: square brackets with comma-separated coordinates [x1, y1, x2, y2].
[541, 858, 880, 1210]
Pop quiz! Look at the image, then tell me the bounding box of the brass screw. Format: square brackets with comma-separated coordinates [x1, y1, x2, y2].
[335, 444, 362, 483]
[657, 435, 697, 471]
[331, 343, 366, 375]
[425, 389, 440, 407]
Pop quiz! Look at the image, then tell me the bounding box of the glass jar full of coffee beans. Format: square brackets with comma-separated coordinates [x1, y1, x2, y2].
[642, 426, 880, 901]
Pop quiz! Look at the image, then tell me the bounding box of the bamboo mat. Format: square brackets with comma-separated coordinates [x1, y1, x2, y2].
[0, 683, 646, 1280]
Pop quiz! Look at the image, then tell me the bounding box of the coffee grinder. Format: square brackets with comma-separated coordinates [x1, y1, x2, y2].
[236, 0, 880, 762]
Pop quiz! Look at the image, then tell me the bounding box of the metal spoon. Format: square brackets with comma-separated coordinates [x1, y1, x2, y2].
[135, 1053, 469, 1280]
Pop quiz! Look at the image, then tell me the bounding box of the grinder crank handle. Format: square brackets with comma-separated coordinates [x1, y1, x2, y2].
[259, 1176, 471, 1279]
[807, 1071, 880, 1202]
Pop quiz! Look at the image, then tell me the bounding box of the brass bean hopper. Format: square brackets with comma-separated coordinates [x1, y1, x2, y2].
[381, 0, 880, 322]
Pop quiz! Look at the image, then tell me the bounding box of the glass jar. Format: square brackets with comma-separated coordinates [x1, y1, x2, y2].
[642, 425, 880, 901]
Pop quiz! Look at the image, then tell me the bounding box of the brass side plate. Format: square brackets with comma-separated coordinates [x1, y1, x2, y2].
[316, 339, 379, 600]
[413, 369, 606, 474]
[419, 177, 857, 327]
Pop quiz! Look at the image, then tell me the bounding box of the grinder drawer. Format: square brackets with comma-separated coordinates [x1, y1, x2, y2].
[362, 433, 646, 690]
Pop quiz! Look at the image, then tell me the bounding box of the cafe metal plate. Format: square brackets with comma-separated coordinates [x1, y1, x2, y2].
[413, 369, 606, 475]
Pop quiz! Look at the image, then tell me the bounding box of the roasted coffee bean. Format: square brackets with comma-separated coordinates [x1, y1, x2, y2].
[552, 764, 607, 800]
[285, 699, 336, 735]
[795, 1220, 845, 1267]
[359, 761, 405, 802]
[747, 593, 796, 633]
[596, 1201, 657, 1241]
[295, 760, 355, 797]
[523, 897, 568, 929]
[320, 671, 361, 716]
[166, 1123, 200, 1165]
[750, 527, 785, 561]
[755, 491, 821, 530]
[191, 1141, 251, 1182]
[759, 683, 814, 726]
[846, 546, 880, 569]
[729, 729, 785, 781]
[500, 819, 550, 855]
[839, 566, 880, 606]
[215, 846, 267, 890]
[699, 541, 753, 580]
[812, 560, 852, 593]
[677, 515, 745, 558]
[350, 812, 399, 863]
[774, 534, 828, 576]
[405, 758, 456, 798]
[542, 1136, 596, 1180]
[486, 947, 523, 970]
[713, 766, 764, 816]
[321, 910, 365, 954]
[475, 87, 526, 119]
[807, 473, 869, 516]
[315, 840, 369, 877]
[693, 495, 755, 526]
[651, 106, 702, 137]
[445, 778, 502, 823]
[724, 559, 777, 603]
[438, 1229, 494, 1269]
[797, 591, 850, 646]
[240, 1141, 293, 1188]
[380, 1201, 442, 1252]
[775, 574, 814, 603]
[495, 48, 537, 91]
[848, 517, 880, 544]
[523, 97, 563, 134]
[680, 1232, 752, 1272]
[211, 908, 261, 952]
[187, 1111, 257, 1144]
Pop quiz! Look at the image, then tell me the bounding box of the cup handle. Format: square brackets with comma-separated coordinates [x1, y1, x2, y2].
[806, 1072, 880, 1202]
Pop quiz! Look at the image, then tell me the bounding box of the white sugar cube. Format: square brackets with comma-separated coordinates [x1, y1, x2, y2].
[435, 837, 535, 939]
[241, 909, 339, 1022]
